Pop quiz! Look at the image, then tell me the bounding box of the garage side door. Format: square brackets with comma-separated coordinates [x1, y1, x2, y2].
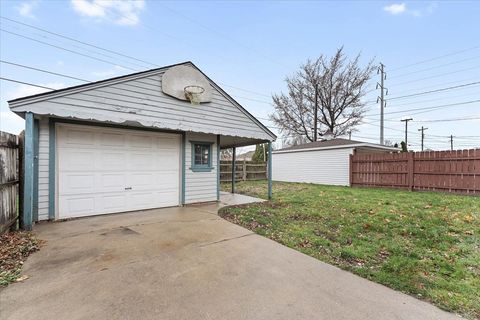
[57, 124, 180, 218]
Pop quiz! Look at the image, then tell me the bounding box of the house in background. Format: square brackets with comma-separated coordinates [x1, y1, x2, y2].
[8, 62, 276, 230]
[222, 150, 255, 161]
[273, 138, 399, 186]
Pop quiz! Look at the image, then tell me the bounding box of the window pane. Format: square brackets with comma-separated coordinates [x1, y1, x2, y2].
[194, 144, 210, 166]
[195, 155, 202, 164]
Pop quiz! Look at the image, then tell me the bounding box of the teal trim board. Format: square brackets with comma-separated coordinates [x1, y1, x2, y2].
[216, 135, 220, 201]
[181, 132, 186, 205]
[268, 142, 272, 200]
[32, 119, 39, 222]
[231, 147, 236, 194]
[48, 119, 56, 220]
[23, 112, 34, 230]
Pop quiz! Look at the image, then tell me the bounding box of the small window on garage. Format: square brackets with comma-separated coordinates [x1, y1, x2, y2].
[191, 142, 213, 172]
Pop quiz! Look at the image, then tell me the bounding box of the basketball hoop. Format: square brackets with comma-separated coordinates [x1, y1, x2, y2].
[184, 85, 205, 105]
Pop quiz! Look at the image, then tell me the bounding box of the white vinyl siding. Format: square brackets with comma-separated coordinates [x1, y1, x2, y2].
[37, 118, 49, 221]
[11, 71, 271, 141]
[273, 148, 354, 186]
[185, 133, 218, 204]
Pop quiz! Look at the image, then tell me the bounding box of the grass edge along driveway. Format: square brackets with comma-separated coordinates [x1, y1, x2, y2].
[219, 181, 480, 319]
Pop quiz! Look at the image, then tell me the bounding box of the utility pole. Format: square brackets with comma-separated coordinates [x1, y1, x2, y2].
[314, 84, 318, 141]
[400, 118, 413, 147]
[376, 63, 387, 145]
[348, 130, 352, 140]
[418, 126, 428, 151]
[450, 135, 454, 151]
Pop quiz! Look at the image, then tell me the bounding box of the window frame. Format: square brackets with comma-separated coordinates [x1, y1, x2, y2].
[190, 141, 214, 172]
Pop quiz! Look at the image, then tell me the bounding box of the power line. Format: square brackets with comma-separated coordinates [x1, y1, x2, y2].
[387, 55, 480, 79]
[1, 25, 277, 102]
[0, 16, 159, 69]
[388, 45, 480, 72]
[0, 60, 90, 82]
[0, 28, 139, 72]
[1, 59, 275, 106]
[0, 77, 55, 90]
[364, 99, 480, 118]
[386, 81, 480, 101]
[388, 65, 480, 87]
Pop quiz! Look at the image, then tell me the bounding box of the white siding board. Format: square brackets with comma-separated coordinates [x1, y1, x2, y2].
[37, 118, 49, 220]
[272, 148, 354, 186]
[184, 133, 218, 204]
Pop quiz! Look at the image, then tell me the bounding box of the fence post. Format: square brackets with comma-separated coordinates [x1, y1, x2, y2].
[243, 159, 247, 181]
[408, 152, 414, 191]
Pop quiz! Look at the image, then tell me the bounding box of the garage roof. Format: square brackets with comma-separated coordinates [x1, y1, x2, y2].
[8, 61, 276, 143]
[274, 138, 400, 153]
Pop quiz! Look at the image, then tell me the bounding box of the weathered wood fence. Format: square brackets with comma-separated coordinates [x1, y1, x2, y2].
[350, 149, 480, 194]
[220, 160, 267, 182]
[0, 131, 23, 234]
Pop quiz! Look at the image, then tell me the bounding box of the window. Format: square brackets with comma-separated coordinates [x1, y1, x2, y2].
[191, 142, 213, 172]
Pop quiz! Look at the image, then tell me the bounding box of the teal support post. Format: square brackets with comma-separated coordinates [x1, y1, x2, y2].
[231, 147, 236, 194]
[181, 132, 186, 205]
[32, 119, 39, 222]
[216, 135, 220, 201]
[268, 142, 272, 200]
[23, 112, 34, 230]
[48, 119, 56, 220]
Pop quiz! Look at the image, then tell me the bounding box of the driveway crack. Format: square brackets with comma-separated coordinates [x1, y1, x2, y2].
[198, 233, 254, 248]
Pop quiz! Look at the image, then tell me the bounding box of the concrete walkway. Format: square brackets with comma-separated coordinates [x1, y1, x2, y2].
[0, 196, 459, 320]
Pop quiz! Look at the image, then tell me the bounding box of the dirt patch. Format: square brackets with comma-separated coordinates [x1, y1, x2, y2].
[0, 231, 42, 287]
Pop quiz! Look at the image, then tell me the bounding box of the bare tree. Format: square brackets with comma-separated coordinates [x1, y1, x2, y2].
[270, 47, 375, 142]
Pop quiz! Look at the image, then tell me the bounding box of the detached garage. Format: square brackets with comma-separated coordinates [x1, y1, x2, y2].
[273, 138, 398, 186]
[9, 62, 276, 229]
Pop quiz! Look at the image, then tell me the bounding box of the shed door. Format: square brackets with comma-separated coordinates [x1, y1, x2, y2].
[57, 124, 180, 219]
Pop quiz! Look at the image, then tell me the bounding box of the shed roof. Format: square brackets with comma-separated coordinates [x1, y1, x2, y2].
[274, 138, 400, 153]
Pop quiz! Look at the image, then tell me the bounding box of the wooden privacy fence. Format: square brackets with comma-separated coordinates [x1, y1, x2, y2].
[350, 149, 480, 195]
[220, 160, 267, 182]
[0, 131, 22, 234]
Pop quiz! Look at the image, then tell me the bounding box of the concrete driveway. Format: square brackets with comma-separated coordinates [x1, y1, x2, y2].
[1, 195, 459, 320]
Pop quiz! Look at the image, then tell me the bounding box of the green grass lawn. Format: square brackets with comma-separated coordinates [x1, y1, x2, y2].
[220, 181, 480, 319]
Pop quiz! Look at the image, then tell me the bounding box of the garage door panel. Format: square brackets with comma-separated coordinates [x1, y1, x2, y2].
[100, 133, 126, 147]
[101, 152, 127, 170]
[100, 195, 128, 211]
[130, 153, 154, 169]
[130, 135, 153, 149]
[57, 124, 180, 218]
[154, 136, 180, 149]
[65, 174, 95, 191]
[101, 174, 126, 188]
[64, 129, 95, 146]
[62, 197, 95, 215]
[62, 151, 96, 170]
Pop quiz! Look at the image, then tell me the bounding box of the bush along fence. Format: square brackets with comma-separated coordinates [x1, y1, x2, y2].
[0, 131, 23, 234]
[220, 160, 267, 182]
[350, 149, 480, 195]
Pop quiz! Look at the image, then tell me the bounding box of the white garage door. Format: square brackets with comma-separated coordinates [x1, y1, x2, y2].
[57, 124, 180, 219]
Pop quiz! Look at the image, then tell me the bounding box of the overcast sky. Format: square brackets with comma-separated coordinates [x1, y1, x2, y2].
[1, 0, 479, 151]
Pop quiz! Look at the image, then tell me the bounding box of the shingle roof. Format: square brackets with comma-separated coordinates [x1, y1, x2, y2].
[275, 138, 387, 152]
